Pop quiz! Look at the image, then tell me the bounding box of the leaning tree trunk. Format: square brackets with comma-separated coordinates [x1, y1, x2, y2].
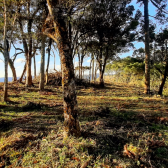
[39, 35, 45, 90]
[8, 58, 17, 81]
[144, 0, 150, 94]
[46, 38, 52, 84]
[158, 40, 168, 95]
[19, 63, 26, 83]
[44, 0, 80, 137]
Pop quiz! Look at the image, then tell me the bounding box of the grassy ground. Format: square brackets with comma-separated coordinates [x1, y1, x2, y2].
[0, 78, 168, 168]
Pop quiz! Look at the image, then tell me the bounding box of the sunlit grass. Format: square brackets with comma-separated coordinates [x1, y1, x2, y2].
[0, 79, 168, 167]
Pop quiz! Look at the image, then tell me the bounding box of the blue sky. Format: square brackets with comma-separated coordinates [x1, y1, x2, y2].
[0, 0, 166, 78]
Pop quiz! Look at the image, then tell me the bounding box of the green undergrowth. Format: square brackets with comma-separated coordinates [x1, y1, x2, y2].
[0, 79, 168, 167]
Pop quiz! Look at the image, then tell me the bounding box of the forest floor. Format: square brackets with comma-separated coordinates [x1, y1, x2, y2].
[0, 78, 168, 168]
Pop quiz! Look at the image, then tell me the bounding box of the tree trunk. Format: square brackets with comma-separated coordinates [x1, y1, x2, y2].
[89, 59, 92, 83]
[81, 60, 83, 79]
[158, 40, 168, 95]
[94, 63, 98, 83]
[26, 55, 32, 86]
[25, 1, 32, 87]
[98, 46, 104, 87]
[8, 58, 17, 82]
[144, 0, 150, 94]
[19, 63, 26, 83]
[44, 0, 80, 137]
[92, 55, 94, 81]
[39, 35, 46, 90]
[46, 38, 52, 84]
[78, 53, 80, 79]
[3, 0, 8, 102]
[54, 52, 56, 70]
[33, 55, 36, 78]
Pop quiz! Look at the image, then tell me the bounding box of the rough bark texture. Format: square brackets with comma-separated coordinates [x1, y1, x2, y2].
[39, 35, 45, 90]
[46, 38, 52, 84]
[144, 0, 150, 94]
[158, 40, 168, 95]
[44, 0, 80, 137]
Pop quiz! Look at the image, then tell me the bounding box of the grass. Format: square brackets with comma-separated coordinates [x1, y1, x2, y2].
[0, 78, 168, 167]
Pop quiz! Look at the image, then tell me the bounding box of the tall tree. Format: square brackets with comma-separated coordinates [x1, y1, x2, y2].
[78, 0, 139, 87]
[144, 0, 150, 94]
[43, 0, 88, 137]
[137, 0, 168, 94]
[17, 0, 41, 86]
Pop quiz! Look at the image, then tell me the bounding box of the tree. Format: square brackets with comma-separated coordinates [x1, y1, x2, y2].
[43, 0, 88, 137]
[137, 0, 168, 94]
[154, 29, 168, 95]
[17, 0, 41, 86]
[78, 0, 139, 87]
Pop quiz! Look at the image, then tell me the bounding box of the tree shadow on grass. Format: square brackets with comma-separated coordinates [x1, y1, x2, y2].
[79, 107, 168, 167]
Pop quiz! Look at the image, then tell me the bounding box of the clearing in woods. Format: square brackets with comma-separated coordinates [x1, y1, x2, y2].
[0, 78, 168, 167]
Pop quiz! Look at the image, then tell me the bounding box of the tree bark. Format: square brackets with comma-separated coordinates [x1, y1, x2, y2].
[89, 59, 92, 83]
[33, 55, 36, 78]
[78, 53, 81, 79]
[158, 40, 168, 95]
[8, 58, 17, 81]
[98, 45, 104, 87]
[44, 0, 80, 137]
[92, 55, 94, 81]
[46, 38, 52, 84]
[19, 63, 26, 83]
[25, 1, 32, 87]
[144, 0, 150, 94]
[3, 0, 9, 102]
[39, 35, 46, 90]
[94, 63, 98, 83]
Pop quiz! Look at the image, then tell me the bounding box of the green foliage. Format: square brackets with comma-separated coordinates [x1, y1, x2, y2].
[106, 57, 144, 75]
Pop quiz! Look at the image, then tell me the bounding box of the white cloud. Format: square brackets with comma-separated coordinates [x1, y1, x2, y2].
[17, 66, 21, 69]
[87, 59, 91, 63]
[38, 61, 41, 64]
[16, 58, 25, 63]
[0, 60, 3, 63]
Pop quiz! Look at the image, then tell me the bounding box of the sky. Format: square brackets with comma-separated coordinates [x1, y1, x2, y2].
[0, 0, 166, 78]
